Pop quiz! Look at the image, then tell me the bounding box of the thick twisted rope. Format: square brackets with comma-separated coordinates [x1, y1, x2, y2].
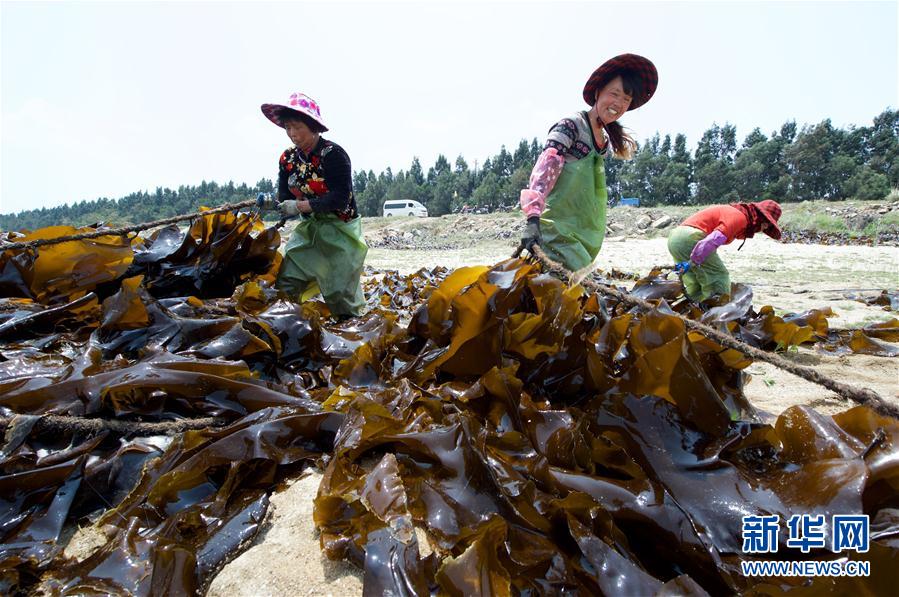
[0, 413, 228, 438]
[526, 245, 898, 419]
[0, 199, 259, 252]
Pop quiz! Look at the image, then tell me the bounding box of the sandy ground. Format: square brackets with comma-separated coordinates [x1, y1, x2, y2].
[367, 235, 898, 324]
[207, 472, 363, 597]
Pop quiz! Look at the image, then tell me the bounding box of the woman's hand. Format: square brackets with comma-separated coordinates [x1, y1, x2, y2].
[520, 216, 542, 253]
[278, 199, 314, 218]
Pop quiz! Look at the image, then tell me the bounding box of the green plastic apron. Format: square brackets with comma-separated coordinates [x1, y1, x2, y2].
[666, 225, 730, 301]
[539, 148, 608, 271]
[276, 213, 368, 317]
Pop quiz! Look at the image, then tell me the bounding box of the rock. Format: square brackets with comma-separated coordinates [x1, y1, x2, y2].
[402, 232, 413, 241]
[879, 208, 890, 214]
[848, 213, 875, 230]
[652, 216, 673, 229]
[636, 215, 652, 229]
[608, 222, 625, 232]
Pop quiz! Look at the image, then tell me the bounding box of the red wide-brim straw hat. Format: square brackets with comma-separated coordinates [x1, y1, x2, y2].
[261, 92, 328, 131]
[583, 53, 658, 110]
[754, 199, 783, 240]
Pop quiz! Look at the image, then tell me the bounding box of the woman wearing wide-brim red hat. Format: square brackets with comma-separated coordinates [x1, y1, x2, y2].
[668, 199, 783, 301]
[517, 53, 658, 271]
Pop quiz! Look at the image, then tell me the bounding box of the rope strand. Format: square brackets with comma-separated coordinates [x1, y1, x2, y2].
[0, 413, 228, 437]
[0, 199, 259, 252]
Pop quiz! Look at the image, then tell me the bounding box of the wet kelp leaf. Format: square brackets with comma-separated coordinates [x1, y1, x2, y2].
[0, 293, 100, 341]
[630, 269, 685, 304]
[362, 526, 432, 597]
[739, 306, 819, 350]
[94, 272, 370, 383]
[687, 287, 896, 358]
[0, 214, 281, 347]
[356, 453, 432, 596]
[618, 309, 734, 434]
[863, 318, 899, 342]
[0, 225, 134, 304]
[0, 430, 107, 593]
[815, 318, 899, 357]
[40, 406, 343, 594]
[436, 516, 512, 596]
[127, 211, 281, 299]
[363, 266, 449, 322]
[845, 289, 899, 312]
[0, 346, 318, 418]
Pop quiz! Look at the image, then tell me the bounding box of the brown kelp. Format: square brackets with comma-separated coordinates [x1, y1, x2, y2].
[1, 217, 898, 595]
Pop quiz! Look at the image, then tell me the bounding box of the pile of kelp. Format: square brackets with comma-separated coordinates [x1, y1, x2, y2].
[1, 212, 898, 595]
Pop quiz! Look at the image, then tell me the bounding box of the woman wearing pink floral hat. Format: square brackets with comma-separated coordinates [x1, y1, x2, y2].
[518, 54, 658, 271]
[257, 92, 367, 318]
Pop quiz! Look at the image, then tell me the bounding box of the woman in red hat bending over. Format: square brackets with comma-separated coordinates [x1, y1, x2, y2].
[518, 54, 658, 271]
[667, 200, 783, 301]
[257, 92, 367, 319]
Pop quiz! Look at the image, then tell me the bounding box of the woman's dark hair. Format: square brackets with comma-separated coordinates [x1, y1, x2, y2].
[618, 70, 644, 101]
[279, 108, 326, 133]
[597, 69, 642, 159]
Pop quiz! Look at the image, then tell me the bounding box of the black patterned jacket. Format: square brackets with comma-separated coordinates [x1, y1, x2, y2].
[277, 138, 358, 221]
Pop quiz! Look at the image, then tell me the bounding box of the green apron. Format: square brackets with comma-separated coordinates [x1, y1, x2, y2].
[666, 225, 730, 301]
[276, 213, 368, 316]
[539, 148, 608, 271]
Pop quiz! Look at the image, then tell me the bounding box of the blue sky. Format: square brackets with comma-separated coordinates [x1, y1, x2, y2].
[1, 0, 896, 215]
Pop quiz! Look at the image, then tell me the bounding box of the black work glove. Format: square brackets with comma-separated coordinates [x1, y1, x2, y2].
[520, 216, 542, 254]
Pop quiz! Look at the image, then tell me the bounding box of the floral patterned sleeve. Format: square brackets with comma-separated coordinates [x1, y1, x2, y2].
[519, 119, 575, 218]
[277, 149, 293, 203]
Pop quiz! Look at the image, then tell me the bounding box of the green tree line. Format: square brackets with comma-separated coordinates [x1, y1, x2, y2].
[2, 109, 895, 230]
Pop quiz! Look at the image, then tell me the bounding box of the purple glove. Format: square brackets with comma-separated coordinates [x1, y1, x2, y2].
[690, 230, 727, 265]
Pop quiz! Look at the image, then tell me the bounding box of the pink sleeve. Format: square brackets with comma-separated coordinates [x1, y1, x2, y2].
[519, 148, 564, 218]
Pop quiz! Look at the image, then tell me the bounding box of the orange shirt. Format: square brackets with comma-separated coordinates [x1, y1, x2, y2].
[682, 205, 749, 243]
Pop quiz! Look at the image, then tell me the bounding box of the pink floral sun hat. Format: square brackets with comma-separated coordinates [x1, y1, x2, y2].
[260, 92, 328, 131]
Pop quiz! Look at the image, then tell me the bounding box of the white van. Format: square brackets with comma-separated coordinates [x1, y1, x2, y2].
[383, 200, 428, 218]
